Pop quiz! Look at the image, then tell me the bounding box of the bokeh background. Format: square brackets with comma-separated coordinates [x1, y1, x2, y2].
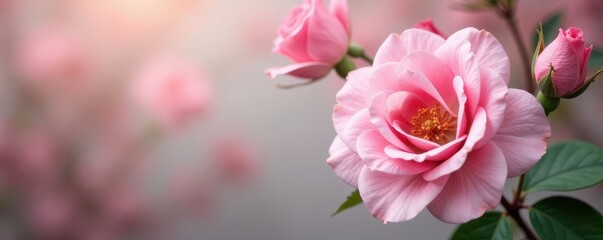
[0, 0, 602, 239]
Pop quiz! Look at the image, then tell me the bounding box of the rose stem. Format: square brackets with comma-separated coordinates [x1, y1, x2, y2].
[501, 196, 538, 240]
[496, 1, 537, 94]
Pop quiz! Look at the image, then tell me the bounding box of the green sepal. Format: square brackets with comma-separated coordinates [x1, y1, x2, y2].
[334, 55, 357, 79]
[347, 43, 365, 58]
[536, 91, 560, 116]
[531, 23, 545, 77]
[538, 64, 557, 97]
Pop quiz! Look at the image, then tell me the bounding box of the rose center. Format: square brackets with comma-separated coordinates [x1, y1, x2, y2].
[410, 103, 456, 144]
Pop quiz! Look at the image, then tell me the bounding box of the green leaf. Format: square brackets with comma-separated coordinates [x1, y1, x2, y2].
[450, 212, 512, 240]
[523, 141, 603, 194]
[530, 196, 603, 240]
[532, 11, 564, 49]
[332, 189, 362, 217]
[588, 48, 603, 71]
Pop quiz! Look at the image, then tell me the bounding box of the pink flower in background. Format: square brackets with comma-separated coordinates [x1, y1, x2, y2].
[328, 28, 551, 223]
[213, 136, 262, 185]
[132, 55, 211, 130]
[26, 188, 78, 238]
[16, 28, 90, 93]
[534, 27, 593, 97]
[266, 0, 350, 80]
[414, 19, 447, 39]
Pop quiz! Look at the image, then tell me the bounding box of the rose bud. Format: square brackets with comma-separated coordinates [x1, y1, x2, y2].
[265, 0, 350, 80]
[414, 18, 447, 39]
[534, 27, 593, 98]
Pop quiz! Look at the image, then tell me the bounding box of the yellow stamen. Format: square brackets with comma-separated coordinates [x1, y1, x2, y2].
[410, 103, 456, 144]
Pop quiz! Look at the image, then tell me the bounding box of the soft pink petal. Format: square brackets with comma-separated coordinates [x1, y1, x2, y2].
[384, 91, 428, 129]
[564, 28, 585, 75]
[384, 135, 466, 162]
[274, 17, 313, 62]
[394, 69, 454, 116]
[492, 89, 550, 177]
[373, 29, 445, 66]
[339, 109, 373, 153]
[399, 51, 458, 110]
[435, 39, 480, 117]
[453, 76, 468, 139]
[391, 121, 440, 151]
[265, 62, 331, 79]
[306, 0, 348, 64]
[369, 90, 415, 152]
[329, 0, 349, 33]
[427, 142, 507, 223]
[357, 130, 436, 175]
[327, 137, 364, 187]
[447, 28, 510, 83]
[475, 68, 508, 148]
[333, 67, 372, 134]
[359, 167, 449, 223]
[579, 45, 593, 87]
[423, 108, 487, 181]
[366, 63, 400, 100]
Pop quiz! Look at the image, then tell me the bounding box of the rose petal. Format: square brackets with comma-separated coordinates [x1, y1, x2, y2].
[327, 137, 364, 187]
[369, 90, 415, 152]
[422, 107, 487, 181]
[435, 39, 480, 117]
[339, 108, 372, 153]
[427, 142, 507, 223]
[384, 135, 466, 162]
[359, 167, 449, 223]
[399, 51, 458, 111]
[265, 62, 332, 79]
[306, 0, 349, 64]
[447, 28, 510, 83]
[357, 130, 436, 175]
[373, 29, 445, 66]
[333, 67, 373, 134]
[452, 76, 468, 139]
[475, 68, 508, 148]
[492, 89, 550, 177]
[329, 0, 349, 33]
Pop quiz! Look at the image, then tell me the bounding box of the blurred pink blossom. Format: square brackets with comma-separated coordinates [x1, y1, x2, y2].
[16, 127, 61, 184]
[26, 188, 78, 238]
[213, 136, 262, 185]
[131, 55, 211, 130]
[16, 28, 91, 94]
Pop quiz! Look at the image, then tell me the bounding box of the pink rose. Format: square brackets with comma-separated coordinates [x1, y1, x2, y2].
[131, 55, 211, 130]
[328, 28, 551, 223]
[266, 0, 350, 80]
[534, 27, 593, 97]
[414, 18, 447, 39]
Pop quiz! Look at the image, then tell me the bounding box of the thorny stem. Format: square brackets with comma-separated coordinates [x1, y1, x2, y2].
[501, 196, 538, 240]
[496, 1, 537, 94]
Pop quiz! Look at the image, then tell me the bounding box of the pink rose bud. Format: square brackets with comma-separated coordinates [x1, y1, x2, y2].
[414, 18, 447, 39]
[534, 27, 593, 97]
[266, 0, 350, 80]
